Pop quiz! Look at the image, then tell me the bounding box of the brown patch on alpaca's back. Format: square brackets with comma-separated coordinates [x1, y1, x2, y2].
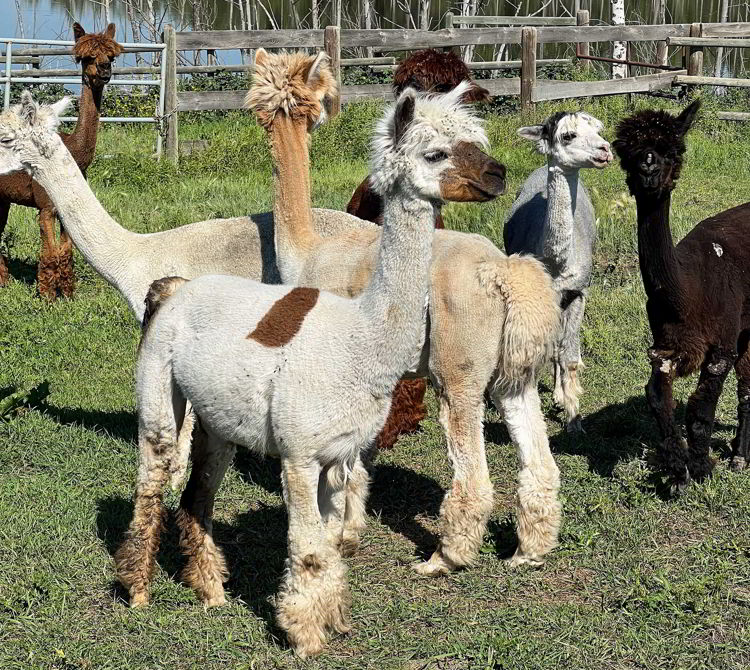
[248, 287, 319, 347]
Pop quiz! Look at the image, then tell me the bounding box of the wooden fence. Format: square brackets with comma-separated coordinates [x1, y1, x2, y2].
[162, 21, 750, 162]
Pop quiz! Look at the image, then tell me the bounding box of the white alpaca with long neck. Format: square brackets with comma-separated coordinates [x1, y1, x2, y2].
[504, 112, 612, 431]
[110, 89, 491, 658]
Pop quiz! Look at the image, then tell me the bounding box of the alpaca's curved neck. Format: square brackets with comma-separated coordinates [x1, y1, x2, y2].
[542, 162, 579, 268]
[359, 188, 433, 379]
[27, 138, 137, 294]
[67, 82, 103, 169]
[635, 190, 686, 315]
[269, 114, 320, 282]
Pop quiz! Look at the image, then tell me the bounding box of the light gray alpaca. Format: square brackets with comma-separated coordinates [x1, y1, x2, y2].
[504, 111, 612, 431]
[112, 88, 476, 657]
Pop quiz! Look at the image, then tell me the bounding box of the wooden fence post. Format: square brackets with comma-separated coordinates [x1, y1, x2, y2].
[521, 26, 537, 111]
[444, 11, 454, 29]
[576, 10, 590, 72]
[163, 24, 179, 163]
[324, 25, 341, 117]
[652, 0, 668, 65]
[687, 23, 704, 77]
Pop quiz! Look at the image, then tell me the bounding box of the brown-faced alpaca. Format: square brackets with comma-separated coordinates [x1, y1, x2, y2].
[0, 22, 122, 298]
[345, 49, 494, 449]
[613, 99, 750, 492]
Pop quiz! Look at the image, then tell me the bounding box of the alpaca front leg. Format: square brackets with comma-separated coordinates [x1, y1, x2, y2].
[645, 352, 689, 493]
[277, 459, 351, 658]
[731, 348, 750, 471]
[176, 429, 236, 607]
[0, 200, 10, 286]
[37, 207, 59, 300]
[342, 456, 370, 556]
[56, 224, 76, 298]
[558, 296, 585, 433]
[414, 392, 493, 577]
[496, 379, 561, 567]
[114, 434, 172, 607]
[684, 350, 732, 481]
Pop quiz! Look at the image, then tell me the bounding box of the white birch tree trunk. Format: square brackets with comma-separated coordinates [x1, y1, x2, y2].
[420, 0, 431, 30]
[611, 0, 627, 79]
[714, 0, 730, 78]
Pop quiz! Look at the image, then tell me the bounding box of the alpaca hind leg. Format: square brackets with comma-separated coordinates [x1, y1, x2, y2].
[0, 200, 10, 286]
[645, 352, 690, 493]
[731, 336, 750, 471]
[277, 458, 351, 657]
[317, 458, 368, 557]
[684, 349, 732, 481]
[376, 378, 428, 450]
[342, 456, 370, 556]
[175, 428, 236, 607]
[56, 223, 76, 298]
[414, 391, 493, 577]
[37, 207, 59, 300]
[495, 378, 561, 567]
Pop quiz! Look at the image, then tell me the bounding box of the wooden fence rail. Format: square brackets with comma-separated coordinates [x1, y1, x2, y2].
[161, 21, 750, 162]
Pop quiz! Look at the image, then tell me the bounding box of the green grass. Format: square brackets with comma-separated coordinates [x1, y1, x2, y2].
[1, 97, 750, 669]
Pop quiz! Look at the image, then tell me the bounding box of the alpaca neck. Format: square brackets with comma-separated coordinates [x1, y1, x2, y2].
[542, 162, 579, 272]
[66, 82, 103, 170]
[27, 137, 137, 292]
[269, 114, 320, 282]
[635, 191, 686, 317]
[359, 188, 434, 385]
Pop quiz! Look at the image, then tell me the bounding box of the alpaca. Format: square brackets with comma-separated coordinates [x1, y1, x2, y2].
[613, 99, 750, 491]
[504, 112, 613, 432]
[114, 87, 464, 658]
[247, 50, 562, 575]
[0, 22, 122, 299]
[346, 48, 490, 229]
[345, 50, 494, 446]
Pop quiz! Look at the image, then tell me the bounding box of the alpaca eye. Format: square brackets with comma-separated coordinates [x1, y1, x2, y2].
[425, 150, 448, 163]
[561, 132, 577, 143]
[0, 137, 12, 145]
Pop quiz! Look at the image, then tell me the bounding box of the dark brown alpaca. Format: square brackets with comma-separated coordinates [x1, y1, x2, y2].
[0, 22, 122, 299]
[613, 99, 750, 493]
[347, 50, 491, 450]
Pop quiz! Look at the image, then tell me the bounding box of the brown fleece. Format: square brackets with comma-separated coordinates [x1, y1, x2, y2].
[248, 287, 320, 346]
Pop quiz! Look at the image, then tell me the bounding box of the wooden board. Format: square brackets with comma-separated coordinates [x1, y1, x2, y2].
[450, 16, 576, 26]
[717, 111, 750, 121]
[675, 75, 750, 87]
[177, 90, 248, 112]
[702, 22, 750, 37]
[340, 27, 522, 49]
[175, 29, 324, 51]
[533, 70, 682, 101]
[668, 36, 750, 48]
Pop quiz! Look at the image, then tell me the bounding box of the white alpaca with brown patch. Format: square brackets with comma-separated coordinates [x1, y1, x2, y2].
[247, 50, 563, 577]
[111, 89, 498, 657]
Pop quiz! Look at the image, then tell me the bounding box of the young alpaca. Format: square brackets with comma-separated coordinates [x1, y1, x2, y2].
[0, 22, 122, 299]
[613, 100, 750, 491]
[346, 48, 491, 229]
[504, 112, 613, 432]
[248, 50, 562, 575]
[115, 89, 454, 658]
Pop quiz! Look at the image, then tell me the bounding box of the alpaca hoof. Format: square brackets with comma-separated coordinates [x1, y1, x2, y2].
[413, 552, 456, 577]
[506, 551, 544, 569]
[566, 415, 585, 433]
[687, 457, 715, 482]
[668, 466, 691, 497]
[730, 455, 747, 472]
[339, 531, 360, 558]
[129, 591, 150, 608]
[201, 590, 228, 608]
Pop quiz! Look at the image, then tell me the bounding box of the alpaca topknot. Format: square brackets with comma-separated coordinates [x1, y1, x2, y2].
[369, 81, 488, 195]
[613, 108, 689, 162]
[245, 50, 337, 129]
[72, 27, 123, 62]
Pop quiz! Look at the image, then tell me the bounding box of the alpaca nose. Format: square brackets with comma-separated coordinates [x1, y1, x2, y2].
[482, 158, 506, 195]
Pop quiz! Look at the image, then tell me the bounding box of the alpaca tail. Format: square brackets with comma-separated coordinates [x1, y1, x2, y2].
[141, 276, 189, 334]
[479, 254, 561, 390]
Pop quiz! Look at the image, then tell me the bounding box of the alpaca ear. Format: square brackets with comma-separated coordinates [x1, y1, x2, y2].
[517, 125, 544, 142]
[106, 23, 116, 38]
[72, 22, 86, 41]
[19, 90, 38, 125]
[393, 88, 416, 148]
[306, 52, 329, 86]
[676, 99, 701, 135]
[254, 48, 269, 68]
[48, 96, 73, 125]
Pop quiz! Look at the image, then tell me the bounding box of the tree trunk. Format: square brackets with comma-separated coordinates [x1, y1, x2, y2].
[611, 0, 627, 79]
[714, 0, 730, 78]
[420, 0, 431, 30]
[652, 0, 667, 65]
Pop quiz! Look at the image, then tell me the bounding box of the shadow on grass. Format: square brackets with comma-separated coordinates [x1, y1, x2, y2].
[96, 493, 287, 632]
[38, 403, 137, 443]
[8, 257, 38, 287]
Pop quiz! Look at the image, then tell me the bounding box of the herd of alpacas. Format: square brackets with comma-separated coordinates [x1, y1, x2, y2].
[1, 24, 750, 658]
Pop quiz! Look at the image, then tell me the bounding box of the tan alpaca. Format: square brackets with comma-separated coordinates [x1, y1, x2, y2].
[247, 50, 563, 574]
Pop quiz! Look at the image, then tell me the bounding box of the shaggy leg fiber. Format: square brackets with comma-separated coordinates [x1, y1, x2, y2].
[376, 379, 428, 450]
[56, 229, 76, 298]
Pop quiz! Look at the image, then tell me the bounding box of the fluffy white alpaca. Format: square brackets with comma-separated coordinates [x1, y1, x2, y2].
[112, 89, 489, 658]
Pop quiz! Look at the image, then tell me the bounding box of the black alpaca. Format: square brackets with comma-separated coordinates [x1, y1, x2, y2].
[613, 99, 750, 492]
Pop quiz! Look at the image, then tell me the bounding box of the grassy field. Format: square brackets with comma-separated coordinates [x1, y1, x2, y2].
[1, 95, 750, 670]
